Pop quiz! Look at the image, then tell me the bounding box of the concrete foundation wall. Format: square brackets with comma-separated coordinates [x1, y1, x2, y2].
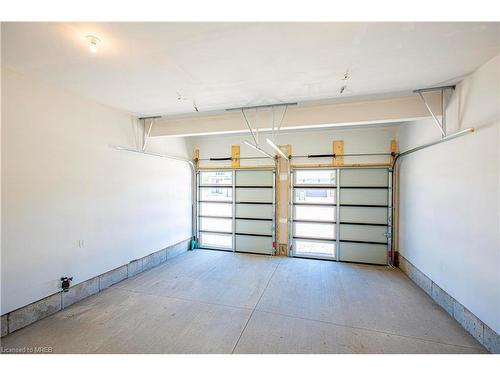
[0, 238, 191, 337]
[399, 255, 499, 353]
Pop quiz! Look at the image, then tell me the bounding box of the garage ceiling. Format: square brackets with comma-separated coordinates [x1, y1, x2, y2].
[2, 22, 499, 116]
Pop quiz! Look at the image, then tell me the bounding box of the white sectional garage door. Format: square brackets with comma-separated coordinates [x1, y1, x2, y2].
[197, 169, 275, 255]
[290, 168, 390, 265]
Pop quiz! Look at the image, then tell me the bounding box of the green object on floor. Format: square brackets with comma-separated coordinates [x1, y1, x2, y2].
[190, 237, 196, 250]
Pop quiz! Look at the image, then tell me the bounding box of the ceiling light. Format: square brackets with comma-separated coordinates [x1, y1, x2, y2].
[243, 141, 274, 159]
[266, 138, 289, 160]
[86, 35, 101, 53]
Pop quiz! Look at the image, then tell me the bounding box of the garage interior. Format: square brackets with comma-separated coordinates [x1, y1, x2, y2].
[0, 22, 499, 354]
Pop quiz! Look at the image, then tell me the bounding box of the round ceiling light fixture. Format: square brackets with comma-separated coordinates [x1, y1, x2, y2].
[86, 35, 101, 53]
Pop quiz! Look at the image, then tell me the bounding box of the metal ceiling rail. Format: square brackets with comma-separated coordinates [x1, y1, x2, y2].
[225, 102, 298, 112]
[413, 85, 456, 93]
[137, 115, 162, 121]
[394, 127, 474, 161]
[112, 145, 195, 170]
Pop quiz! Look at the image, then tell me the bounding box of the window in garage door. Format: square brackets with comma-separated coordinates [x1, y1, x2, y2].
[197, 169, 275, 255]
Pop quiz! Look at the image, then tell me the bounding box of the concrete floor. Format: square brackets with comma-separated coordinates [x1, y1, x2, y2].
[0, 250, 487, 354]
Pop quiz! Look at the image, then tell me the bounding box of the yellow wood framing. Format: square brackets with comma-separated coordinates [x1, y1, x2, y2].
[276, 144, 291, 256]
[231, 145, 240, 168]
[333, 140, 344, 166]
[193, 149, 200, 169]
[389, 139, 398, 164]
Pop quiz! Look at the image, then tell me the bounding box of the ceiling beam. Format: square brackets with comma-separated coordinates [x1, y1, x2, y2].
[150, 92, 442, 137]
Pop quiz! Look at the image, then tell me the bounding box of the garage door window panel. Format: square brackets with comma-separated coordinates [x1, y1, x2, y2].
[293, 239, 336, 259]
[199, 232, 233, 249]
[200, 187, 232, 202]
[294, 188, 336, 205]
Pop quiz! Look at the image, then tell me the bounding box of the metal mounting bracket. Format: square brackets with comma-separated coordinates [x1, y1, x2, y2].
[142, 119, 154, 152]
[137, 116, 161, 152]
[241, 108, 259, 146]
[414, 85, 455, 138]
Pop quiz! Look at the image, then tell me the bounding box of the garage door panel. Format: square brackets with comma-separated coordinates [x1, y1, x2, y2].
[340, 169, 388, 187]
[236, 170, 273, 186]
[236, 219, 273, 236]
[197, 169, 275, 255]
[236, 203, 273, 219]
[339, 242, 387, 265]
[236, 188, 273, 203]
[340, 206, 387, 224]
[291, 167, 390, 265]
[340, 188, 388, 206]
[340, 224, 387, 243]
[234, 171, 274, 254]
[235, 235, 273, 255]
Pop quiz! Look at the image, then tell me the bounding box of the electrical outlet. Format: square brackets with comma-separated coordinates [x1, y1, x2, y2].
[61, 276, 73, 292]
[78, 240, 85, 248]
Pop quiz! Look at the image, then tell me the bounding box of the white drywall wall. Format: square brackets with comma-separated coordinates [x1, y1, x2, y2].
[398, 55, 500, 333]
[187, 126, 398, 167]
[1, 68, 192, 314]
